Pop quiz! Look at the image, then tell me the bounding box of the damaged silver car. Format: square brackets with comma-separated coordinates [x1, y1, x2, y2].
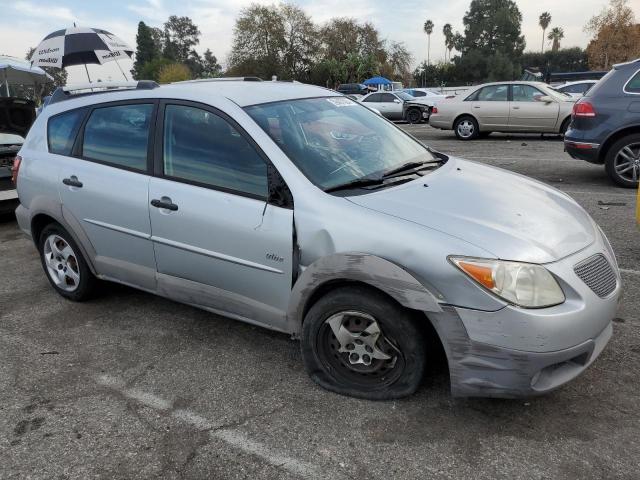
[15, 79, 621, 399]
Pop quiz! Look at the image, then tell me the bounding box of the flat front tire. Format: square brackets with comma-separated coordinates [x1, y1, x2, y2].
[301, 286, 426, 400]
[38, 223, 96, 301]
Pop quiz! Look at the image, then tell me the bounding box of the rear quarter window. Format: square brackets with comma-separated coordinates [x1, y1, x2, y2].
[624, 70, 640, 94]
[47, 109, 86, 155]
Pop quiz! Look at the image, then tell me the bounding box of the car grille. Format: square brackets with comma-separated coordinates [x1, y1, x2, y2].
[574, 254, 617, 298]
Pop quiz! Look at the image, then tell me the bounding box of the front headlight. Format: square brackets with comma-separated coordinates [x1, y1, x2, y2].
[449, 257, 565, 308]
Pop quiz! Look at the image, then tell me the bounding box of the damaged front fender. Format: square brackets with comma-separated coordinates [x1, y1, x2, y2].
[286, 252, 443, 335]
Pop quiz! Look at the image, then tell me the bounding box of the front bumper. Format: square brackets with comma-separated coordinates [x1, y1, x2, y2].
[429, 307, 612, 398]
[428, 237, 621, 398]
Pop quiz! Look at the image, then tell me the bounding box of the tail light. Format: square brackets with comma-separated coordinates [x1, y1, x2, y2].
[431, 106, 438, 114]
[11, 155, 22, 185]
[573, 100, 596, 118]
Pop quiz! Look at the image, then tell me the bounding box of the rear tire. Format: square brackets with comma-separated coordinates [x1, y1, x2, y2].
[38, 223, 96, 301]
[454, 116, 479, 140]
[560, 117, 571, 135]
[301, 286, 426, 400]
[604, 134, 640, 188]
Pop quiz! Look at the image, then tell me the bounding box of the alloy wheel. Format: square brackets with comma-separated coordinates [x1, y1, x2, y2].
[614, 143, 640, 183]
[457, 119, 475, 139]
[43, 234, 80, 292]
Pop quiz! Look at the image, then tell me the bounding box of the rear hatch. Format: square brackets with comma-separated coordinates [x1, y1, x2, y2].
[0, 97, 35, 178]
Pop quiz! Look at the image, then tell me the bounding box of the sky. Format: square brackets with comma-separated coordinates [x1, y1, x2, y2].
[0, 0, 638, 84]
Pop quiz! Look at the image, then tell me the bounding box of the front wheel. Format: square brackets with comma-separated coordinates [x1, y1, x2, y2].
[301, 286, 426, 400]
[406, 108, 423, 124]
[454, 116, 479, 140]
[604, 134, 640, 188]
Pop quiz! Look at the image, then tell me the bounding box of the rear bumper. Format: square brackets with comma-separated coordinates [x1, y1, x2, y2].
[564, 140, 602, 163]
[428, 116, 452, 129]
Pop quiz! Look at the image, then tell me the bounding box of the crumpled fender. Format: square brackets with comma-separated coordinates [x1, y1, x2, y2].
[286, 252, 442, 334]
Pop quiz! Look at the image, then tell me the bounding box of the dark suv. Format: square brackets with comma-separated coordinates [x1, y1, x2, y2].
[565, 59, 640, 187]
[336, 83, 368, 96]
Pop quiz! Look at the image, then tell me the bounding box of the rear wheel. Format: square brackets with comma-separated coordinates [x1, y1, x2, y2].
[454, 116, 479, 140]
[406, 108, 423, 124]
[301, 286, 426, 400]
[604, 134, 640, 188]
[38, 224, 96, 301]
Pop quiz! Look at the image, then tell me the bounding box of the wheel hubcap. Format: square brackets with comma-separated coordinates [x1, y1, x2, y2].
[458, 120, 474, 138]
[43, 234, 80, 292]
[614, 143, 640, 183]
[326, 311, 391, 366]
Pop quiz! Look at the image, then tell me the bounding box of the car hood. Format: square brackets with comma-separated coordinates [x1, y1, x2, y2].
[347, 158, 595, 264]
[0, 97, 36, 138]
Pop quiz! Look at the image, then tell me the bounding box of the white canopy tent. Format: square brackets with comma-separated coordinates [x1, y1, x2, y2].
[0, 55, 52, 98]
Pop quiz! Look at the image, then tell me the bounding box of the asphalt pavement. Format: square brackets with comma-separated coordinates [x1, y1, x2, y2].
[1, 125, 639, 480]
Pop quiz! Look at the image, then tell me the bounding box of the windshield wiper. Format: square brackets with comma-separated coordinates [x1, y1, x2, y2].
[324, 176, 385, 193]
[381, 159, 441, 179]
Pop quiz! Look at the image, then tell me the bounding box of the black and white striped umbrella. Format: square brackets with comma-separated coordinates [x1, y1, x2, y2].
[30, 27, 133, 69]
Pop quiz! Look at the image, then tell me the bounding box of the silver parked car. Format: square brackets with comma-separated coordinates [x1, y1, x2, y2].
[15, 79, 621, 399]
[429, 81, 576, 140]
[359, 90, 429, 123]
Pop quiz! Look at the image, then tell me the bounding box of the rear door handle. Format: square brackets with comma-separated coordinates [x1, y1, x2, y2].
[62, 176, 83, 188]
[151, 198, 179, 211]
[512, 106, 520, 110]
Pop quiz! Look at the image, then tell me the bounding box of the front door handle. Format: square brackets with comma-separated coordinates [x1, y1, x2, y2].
[62, 176, 83, 188]
[512, 106, 520, 110]
[151, 198, 179, 211]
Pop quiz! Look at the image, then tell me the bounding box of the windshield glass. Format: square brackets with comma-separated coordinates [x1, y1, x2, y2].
[395, 92, 414, 101]
[245, 97, 435, 191]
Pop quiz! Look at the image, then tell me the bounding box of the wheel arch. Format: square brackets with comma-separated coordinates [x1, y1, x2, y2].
[600, 125, 640, 160]
[559, 116, 572, 133]
[286, 253, 442, 335]
[30, 210, 98, 276]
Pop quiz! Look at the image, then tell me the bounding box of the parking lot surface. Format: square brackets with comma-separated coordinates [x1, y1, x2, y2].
[1, 126, 639, 480]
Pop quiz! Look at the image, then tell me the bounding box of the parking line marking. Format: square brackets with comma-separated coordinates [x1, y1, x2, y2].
[95, 375, 328, 479]
[620, 268, 640, 277]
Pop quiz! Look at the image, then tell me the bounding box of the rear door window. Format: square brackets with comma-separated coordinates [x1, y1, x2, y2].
[476, 85, 509, 102]
[81, 103, 153, 171]
[48, 109, 85, 155]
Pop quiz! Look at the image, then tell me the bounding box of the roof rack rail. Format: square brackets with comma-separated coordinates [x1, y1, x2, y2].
[173, 77, 263, 84]
[49, 80, 160, 105]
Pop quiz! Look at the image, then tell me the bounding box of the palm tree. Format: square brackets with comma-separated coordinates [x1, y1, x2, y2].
[548, 27, 564, 52]
[539, 12, 552, 53]
[442, 23, 453, 62]
[423, 20, 434, 65]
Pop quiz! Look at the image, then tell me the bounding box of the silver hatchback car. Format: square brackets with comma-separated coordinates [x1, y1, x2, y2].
[14, 79, 621, 399]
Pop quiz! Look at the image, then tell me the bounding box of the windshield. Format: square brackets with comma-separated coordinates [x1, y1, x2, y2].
[395, 92, 414, 101]
[245, 97, 436, 191]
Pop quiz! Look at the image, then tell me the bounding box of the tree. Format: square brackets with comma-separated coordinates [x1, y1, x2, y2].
[385, 41, 413, 84]
[132, 21, 159, 79]
[423, 20, 434, 65]
[547, 27, 564, 52]
[442, 23, 453, 62]
[137, 57, 173, 82]
[539, 12, 552, 53]
[520, 47, 589, 73]
[228, 4, 286, 78]
[585, 0, 640, 69]
[25, 47, 68, 98]
[158, 63, 192, 83]
[452, 0, 525, 82]
[202, 49, 222, 78]
[280, 4, 318, 80]
[163, 16, 201, 63]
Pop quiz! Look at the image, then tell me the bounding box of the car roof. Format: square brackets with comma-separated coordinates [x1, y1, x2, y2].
[46, 80, 342, 115]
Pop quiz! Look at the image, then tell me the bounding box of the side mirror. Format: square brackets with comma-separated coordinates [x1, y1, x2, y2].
[536, 95, 554, 103]
[393, 99, 401, 104]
